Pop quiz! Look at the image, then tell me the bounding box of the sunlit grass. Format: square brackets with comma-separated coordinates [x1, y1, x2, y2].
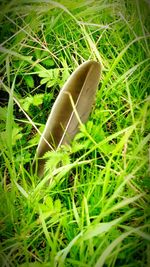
[0, 0, 150, 266]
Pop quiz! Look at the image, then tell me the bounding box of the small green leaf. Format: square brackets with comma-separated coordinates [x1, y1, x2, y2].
[21, 96, 32, 111]
[12, 125, 23, 145]
[38, 203, 49, 212]
[44, 196, 53, 210]
[34, 49, 41, 59]
[40, 77, 50, 85]
[46, 79, 56, 87]
[24, 75, 34, 88]
[54, 199, 61, 212]
[33, 94, 43, 106]
[20, 94, 43, 112]
[42, 58, 55, 67]
[0, 106, 7, 121]
[44, 150, 70, 173]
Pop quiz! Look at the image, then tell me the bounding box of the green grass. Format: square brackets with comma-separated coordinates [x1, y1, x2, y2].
[0, 0, 150, 266]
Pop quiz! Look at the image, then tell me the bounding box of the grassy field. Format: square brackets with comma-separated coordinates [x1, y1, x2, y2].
[0, 0, 150, 266]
